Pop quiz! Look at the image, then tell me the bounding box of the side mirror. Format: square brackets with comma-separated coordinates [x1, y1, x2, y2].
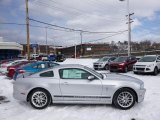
[156, 60, 160, 62]
[88, 76, 95, 80]
[126, 59, 129, 62]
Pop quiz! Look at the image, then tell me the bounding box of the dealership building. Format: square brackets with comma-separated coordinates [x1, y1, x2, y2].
[0, 37, 23, 60]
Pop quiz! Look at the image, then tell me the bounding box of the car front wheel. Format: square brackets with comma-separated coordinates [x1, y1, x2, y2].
[113, 88, 136, 110]
[153, 67, 158, 76]
[29, 89, 51, 109]
[104, 64, 109, 70]
[124, 66, 128, 73]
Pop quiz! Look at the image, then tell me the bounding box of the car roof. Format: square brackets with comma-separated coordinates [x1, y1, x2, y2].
[51, 64, 84, 69]
[144, 55, 158, 57]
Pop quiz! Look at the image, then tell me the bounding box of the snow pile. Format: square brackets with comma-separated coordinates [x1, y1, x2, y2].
[59, 58, 98, 68]
[0, 58, 160, 120]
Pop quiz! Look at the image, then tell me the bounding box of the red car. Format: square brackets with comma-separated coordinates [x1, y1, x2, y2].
[109, 56, 137, 73]
[7, 61, 34, 78]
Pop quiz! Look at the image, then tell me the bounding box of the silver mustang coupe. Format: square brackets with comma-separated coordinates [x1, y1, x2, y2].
[13, 64, 146, 110]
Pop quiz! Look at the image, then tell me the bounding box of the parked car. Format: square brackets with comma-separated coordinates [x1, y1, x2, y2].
[93, 56, 116, 70]
[6, 61, 35, 78]
[0, 59, 28, 74]
[109, 56, 137, 73]
[13, 64, 146, 110]
[13, 61, 59, 80]
[133, 55, 160, 75]
[48, 54, 57, 61]
[56, 54, 65, 62]
[36, 54, 48, 61]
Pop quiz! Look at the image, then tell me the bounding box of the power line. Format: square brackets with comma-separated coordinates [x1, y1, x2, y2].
[0, 22, 75, 32]
[32, 0, 127, 22]
[1, 22, 126, 34]
[87, 30, 128, 43]
[29, 18, 127, 34]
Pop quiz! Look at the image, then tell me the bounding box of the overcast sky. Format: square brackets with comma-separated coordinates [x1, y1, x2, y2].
[0, 0, 160, 46]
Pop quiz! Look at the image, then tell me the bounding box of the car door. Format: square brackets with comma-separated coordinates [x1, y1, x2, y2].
[59, 68, 103, 101]
[156, 56, 160, 70]
[128, 56, 136, 70]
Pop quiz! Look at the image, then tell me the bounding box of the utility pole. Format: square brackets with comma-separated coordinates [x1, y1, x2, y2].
[127, 13, 134, 56]
[45, 27, 48, 55]
[75, 44, 77, 59]
[80, 31, 83, 56]
[119, 0, 134, 56]
[25, 0, 30, 60]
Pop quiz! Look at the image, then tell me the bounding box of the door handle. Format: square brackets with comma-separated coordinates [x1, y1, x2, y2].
[63, 82, 69, 85]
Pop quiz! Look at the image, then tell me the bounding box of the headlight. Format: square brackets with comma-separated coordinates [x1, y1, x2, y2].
[119, 63, 125, 66]
[147, 64, 154, 67]
[140, 83, 144, 89]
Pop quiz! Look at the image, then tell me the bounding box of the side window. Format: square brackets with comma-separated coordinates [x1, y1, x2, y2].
[40, 71, 54, 77]
[32, 65, 37, 69]
[110, 57, 116, 61]
[49, 63, 58, 67]
[157, 56, 160, 61]
[59, 68, 92, 79]
[37, 63, 49, 69]
[131, 56, 136, 60]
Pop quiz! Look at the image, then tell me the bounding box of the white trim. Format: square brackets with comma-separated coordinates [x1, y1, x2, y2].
[0, 42, 23, 51]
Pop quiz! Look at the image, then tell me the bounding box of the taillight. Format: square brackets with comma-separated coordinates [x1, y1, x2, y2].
[19, 70, 26, 74]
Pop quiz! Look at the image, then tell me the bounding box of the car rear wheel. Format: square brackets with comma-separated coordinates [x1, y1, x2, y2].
[113, 88, 136, 110]
[29, 89, 51, 109]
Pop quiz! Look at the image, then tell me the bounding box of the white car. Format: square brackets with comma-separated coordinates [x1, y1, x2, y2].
[0, 59, 28, 74]
[133, 55, 160, 75]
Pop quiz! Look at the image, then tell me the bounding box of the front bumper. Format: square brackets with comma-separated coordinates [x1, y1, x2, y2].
[110, 65, 124, 72]
[93, 64, 105, 70]
[133, 66, 154, 73]
[137, 88, 146, 103]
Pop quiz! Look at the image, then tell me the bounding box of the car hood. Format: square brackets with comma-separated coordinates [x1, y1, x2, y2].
[110, 62, 124, 65]
[94, 61, 106, 64]
[103, 73, 143, 84]
[135, 62, 154, 66]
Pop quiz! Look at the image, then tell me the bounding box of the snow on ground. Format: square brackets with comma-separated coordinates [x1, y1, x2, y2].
[0, 58, 160, 120]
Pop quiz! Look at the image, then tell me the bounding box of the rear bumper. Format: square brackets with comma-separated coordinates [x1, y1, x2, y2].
[137, 88, 146, 103]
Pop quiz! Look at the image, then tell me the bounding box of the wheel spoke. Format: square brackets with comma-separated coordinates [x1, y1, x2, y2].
[31, 91, 48, 108]
[117, 91, 134, 108]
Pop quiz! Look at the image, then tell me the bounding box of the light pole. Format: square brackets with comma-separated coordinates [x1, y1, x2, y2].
[45, 27, 48, 55]
[80, 31, 83, 56]
[25, 0, 30, 60]
[119, 0, 133, 56]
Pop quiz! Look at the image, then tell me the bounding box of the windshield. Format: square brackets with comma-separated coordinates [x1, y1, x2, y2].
[113, 57, 128, 62]
[97, 57, 109, 62]
[84, 66, 103, 79]
[138, 56, 157, 62]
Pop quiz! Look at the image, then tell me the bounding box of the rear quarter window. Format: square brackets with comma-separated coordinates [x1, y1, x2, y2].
[39, 71, 54, 77]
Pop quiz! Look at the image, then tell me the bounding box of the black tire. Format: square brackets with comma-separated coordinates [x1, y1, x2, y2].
[133, 72, 137, 74]
[29, 89, 51, 109]
[104, 64, 109, 70]
[124, 66, 128, 73]
[153, 67, 158, 76]
[113, 88, 136, 110]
